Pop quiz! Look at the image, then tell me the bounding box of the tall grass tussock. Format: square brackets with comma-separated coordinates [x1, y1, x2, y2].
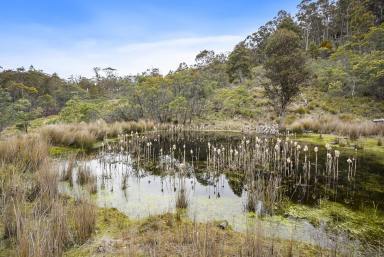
[289, 115, 384, 138]
[40, 119, 155, 149]
[0, 135, 97, 257]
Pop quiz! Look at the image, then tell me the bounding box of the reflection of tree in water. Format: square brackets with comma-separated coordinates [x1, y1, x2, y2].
[103, 130, 384, 212]
[225, 172, 245, 197]
[194, 171, 212, 186]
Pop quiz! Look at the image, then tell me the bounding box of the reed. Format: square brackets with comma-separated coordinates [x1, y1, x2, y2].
[71, 197, 96, 244]
[61, 154, 76, 183]
[77, 165, 97, 194]
[0, 134, 49, 172]
[290, 116, 384, 137]
[176, 184, 188, 209]
[40, 119, 156, 149]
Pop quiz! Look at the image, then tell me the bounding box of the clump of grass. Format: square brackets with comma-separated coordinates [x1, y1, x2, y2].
[34, 162, 59, 214]
[245, 190, 257, 212]
[17, 200, 69, 257]
[77, 165, 92, 185]
[77, 165, 97, 194]
[0, 160, 70, 257]
[61, 154, 76, 182]
[1, 169, 25, 239]
[71, 197, 96, 244]
[176, 186, 188, 209]
[40, 119, 155, 149]
[0, 135, 49, 172]
[378, 137, 383, 146]
[41, 125, 97, 149]
[290, 115, 384, 137]
[86, 181, 98, 194]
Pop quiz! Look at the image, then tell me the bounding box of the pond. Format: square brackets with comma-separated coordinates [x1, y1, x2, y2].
[58, 130, 384, 255]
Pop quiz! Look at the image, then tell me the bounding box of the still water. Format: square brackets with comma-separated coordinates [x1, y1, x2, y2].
[59, 131, 384, 254]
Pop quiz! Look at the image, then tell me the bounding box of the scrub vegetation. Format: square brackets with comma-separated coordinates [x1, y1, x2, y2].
[1, 0, 384, 256]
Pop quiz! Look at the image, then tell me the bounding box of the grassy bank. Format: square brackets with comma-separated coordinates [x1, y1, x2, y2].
[64, 208, 330, 257]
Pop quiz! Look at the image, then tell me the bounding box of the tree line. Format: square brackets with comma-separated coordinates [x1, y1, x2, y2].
[1, 0, 383, 131]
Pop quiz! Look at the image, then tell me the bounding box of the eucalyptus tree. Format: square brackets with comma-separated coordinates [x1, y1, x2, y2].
[264, 28, 309, 125]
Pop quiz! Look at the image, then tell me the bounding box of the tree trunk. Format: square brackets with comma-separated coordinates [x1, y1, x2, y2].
[278, 106, 286, 129]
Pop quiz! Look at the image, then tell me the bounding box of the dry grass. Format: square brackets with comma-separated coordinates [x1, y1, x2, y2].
[0, 167, 26, 239]
[289, 116, 384, 138]
[77, 165, 97, 193]
[0, 134, 49, 171]
[17, 200, 69, 257]
[89, 211, 325, 257]
[40, 119, 155, 149]
[175, 187, 188, 209]
[0, 135, 97, 257]
[40, 124, 97, 149]
[71, 197, 97, 244]
[61, 154, 76, 183]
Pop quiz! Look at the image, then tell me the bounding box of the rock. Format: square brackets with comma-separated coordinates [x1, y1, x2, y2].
[218, 220, 229, 230]
[96, 245, 106, 253]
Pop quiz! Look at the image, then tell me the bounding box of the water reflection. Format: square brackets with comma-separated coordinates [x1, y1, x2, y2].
[58, 130, 384, 254]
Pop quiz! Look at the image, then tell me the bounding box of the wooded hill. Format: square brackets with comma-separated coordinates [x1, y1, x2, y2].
[1, 0, 383, 131]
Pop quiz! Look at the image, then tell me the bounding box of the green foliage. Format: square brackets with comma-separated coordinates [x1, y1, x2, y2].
[211, 86, 258, 118]
[0, 0, 383, 131]
[227, 42, 253, 83]
[320, 40, 333, 50]
[13, 98, 41, 132]
[59, 99, 101, 123]
[264, 28, 309, 119]
[168, 96, 188, 123]
[308, 42, 320, 58]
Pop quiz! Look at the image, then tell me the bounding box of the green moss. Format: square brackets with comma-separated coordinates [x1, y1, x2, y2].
[295, 133, 337, 145]
[97, 207, 131, 234]
[361, 174, 384, 193]
[296, 133, 384, 165]
[49, 146, 83, 157]
[282, 200, 384, 244]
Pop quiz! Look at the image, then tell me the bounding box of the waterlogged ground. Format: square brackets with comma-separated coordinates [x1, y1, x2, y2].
[58, 131, 384, 255]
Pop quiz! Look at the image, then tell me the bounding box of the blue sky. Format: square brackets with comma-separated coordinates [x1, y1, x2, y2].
[0, 0, 298, 77]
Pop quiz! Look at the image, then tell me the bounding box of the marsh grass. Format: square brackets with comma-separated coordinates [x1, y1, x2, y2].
[0, 135, 49, 172]
[90, 211, 329, 257]
[176, 185, 188, 209]
[71, 197, 96, 244]
[290, 116, 384, 138]
[0, 135, 97, 257]
[61, 154, 76, 183]
[77, 165, 93, 185]
[17, 200, 69, 257]
[76, 165, 97, 194]
[246, 190, 257, 212]
[40, 119, 155, 150]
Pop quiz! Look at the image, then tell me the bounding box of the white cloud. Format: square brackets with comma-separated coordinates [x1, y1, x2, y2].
[0, 35, 242, 78]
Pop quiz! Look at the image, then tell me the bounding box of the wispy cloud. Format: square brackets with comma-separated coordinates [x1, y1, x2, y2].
[0, 35, 241, 78]
[0, 0, 298, 78]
